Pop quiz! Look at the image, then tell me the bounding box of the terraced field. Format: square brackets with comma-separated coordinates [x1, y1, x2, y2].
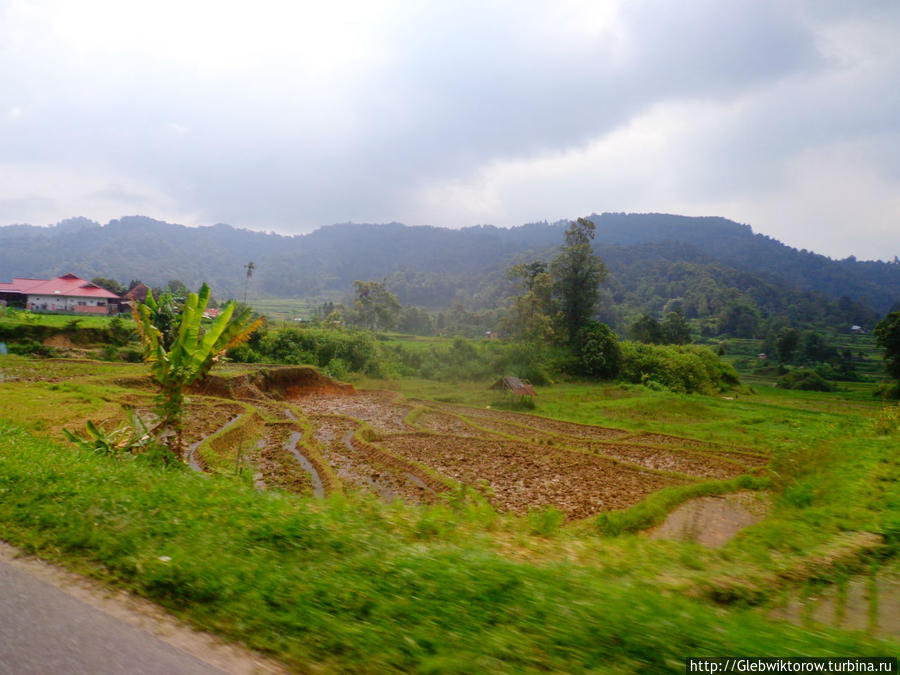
[0, 358, 768, 518]
[180, 367, 768, 518]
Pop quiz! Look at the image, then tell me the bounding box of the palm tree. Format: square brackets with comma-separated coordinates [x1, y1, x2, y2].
[243, 261, 256, 304]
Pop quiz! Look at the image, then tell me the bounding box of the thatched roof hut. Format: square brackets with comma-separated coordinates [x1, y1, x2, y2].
[490, 376, 536, 397]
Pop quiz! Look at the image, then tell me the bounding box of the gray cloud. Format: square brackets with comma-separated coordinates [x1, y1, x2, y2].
[0, 0, 898, 258]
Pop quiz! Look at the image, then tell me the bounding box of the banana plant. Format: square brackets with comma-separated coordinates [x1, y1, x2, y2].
[63, 409, 163, 458]
[134, 283, 263, 460]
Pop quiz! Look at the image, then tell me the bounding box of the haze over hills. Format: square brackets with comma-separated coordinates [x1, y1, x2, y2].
[1, 213, 898, 328]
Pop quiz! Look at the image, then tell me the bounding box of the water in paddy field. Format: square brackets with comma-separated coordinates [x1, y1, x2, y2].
[768, 561, 899, 641]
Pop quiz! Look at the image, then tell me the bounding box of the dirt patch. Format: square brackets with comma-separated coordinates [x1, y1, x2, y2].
[180, 402, 245, 447]
[647, 491, 771, 547]
[626, 433, 767, 464]
[380, 433, 684, 518]
[587, 442, 756, 479]
[309, 415, 440, 504]
[194, 366, 353, 400]
[296, 391, 411, 434]
[253, 427, 316, 495]
[431, 403, 630, 441]
[42, 334, 78, 349]
[415, 411, 482, 437]
[452, 411, 563, 443]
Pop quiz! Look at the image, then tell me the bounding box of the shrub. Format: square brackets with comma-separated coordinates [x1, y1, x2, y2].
[325, 357, 350, 380]
[575, 321, 621, 379]
[98, 344, 120, 361]
[119, 348, 144, 363]
[619, 342, 739, 393]
[254, 327, 378, 373]
[8, 339, 57, 358]
[106, 315, 134, 346]
[776, 369, 835, 392]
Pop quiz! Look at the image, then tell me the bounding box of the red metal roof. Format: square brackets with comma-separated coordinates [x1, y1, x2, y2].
[1, 278, 45, 293]
[0, 274, 121, 299]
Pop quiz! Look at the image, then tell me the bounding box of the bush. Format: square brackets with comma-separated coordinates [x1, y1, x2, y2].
[106, 315, 134, 346]
[575, 321, 621, 379]
[8, 339, 58, 358]
[253, 327, 378, 373]
[776, 369, 836, 392]
[619, 342, 739, 393]
[98, 345, 120, 361]
[120, 348, 144, 363]
[325, 358, 350, 380]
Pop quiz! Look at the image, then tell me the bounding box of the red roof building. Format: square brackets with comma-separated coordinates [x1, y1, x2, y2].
[123, 283, 150, 303]
[0, 274, 121, 314]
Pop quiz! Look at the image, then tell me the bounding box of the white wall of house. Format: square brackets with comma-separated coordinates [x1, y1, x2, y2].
[27, 294, 110, 314]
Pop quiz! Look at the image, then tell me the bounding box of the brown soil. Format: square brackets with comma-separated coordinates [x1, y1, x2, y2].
[42, 334, 78, 349]
[180, 402, 245, 446]
[415, 411, 483, 437]
[431, 402, 629, 441]
[586, 442, 756, 479]
[381, 433, 685, 518]
[295, 390, 411, 434]
[253, 427, 316, 495]
[451, 411, 563, 443]
[309, 415, 440, 504]
[173, 368, 770, 518]
[646, 491, 771, 547]
[193, 366, 352, 400]
[626, 432, 767, 464]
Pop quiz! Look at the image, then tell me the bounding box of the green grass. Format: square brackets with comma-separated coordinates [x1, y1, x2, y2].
[0, 312, 134, 330]
[251, 295, 344, 323]
[0, 421, 894, 672]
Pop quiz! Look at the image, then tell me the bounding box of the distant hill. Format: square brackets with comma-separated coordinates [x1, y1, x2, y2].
[1, 213, 898, 328]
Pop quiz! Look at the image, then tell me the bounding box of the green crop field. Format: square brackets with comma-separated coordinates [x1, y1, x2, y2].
[0, 309, 135, 331]
[250, 294, 345, 323]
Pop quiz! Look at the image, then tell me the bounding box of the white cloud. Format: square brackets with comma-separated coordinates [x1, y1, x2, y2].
[0, 163, 202, 227]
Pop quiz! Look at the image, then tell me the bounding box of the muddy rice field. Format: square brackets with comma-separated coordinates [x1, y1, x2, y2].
[180, 367, 768, 519]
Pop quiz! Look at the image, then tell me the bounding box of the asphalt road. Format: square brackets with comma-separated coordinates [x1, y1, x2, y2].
[0, 558, 226, 674]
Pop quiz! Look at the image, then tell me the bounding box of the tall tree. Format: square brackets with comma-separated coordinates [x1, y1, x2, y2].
[775, 327, 799, 364]
[628, 314, 664, 344]
[660, 310, 692, 345]
[874, 311, 900, 380]
[502, 261, 554, 342]
[351, 280, 401, 331]
[550, 218, 607, 344]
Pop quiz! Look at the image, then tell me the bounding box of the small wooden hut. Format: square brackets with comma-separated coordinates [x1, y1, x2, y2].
[490, 376, 537, 405]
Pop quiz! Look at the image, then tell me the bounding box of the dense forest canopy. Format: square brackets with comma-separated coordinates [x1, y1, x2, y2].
[1, 213, 897, 334]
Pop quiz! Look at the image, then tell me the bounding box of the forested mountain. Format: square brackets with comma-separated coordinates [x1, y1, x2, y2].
[1, 213, 897, 331]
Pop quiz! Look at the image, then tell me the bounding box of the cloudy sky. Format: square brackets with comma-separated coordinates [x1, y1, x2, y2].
[1, 1, 898, 260]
